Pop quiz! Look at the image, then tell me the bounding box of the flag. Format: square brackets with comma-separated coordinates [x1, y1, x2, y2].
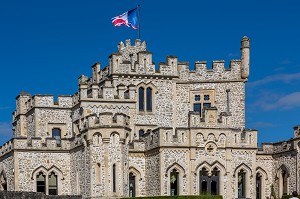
[112, 7, 138, 29]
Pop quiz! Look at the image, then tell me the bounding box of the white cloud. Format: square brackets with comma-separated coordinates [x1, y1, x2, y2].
[248, 73, 300, 87]
[255, 92, 300, 111]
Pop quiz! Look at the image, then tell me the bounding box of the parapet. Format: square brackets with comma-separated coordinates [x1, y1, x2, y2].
[14, 92, 72, 119]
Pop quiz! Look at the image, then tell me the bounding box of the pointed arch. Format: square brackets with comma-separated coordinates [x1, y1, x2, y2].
[0, 169, 7, 191]
[195, 161, 211, 174]
[256, 166, 268, 180]
[276, 164, 290, 178]
[31, 165, 48, 180]
[165, 162, 185, 176]
[129, 166, 142, 178]
[48, 165, 64, 180]
[233, 163, 253, 177]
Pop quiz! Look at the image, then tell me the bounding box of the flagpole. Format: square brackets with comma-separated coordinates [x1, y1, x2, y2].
[138, 4, 141, 39]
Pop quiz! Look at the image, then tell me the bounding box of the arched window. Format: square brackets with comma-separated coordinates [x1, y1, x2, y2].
[129, 172, 136, 197]
[256, 173, 262, 199]
[52, 128, 61, 145]
[138, 86, 154, 113]
[48, 172, 58, 195]
[36, 172, 46, 194]
[170, 168, 179, 196]
[146, 87, 152, 111]
[138, 87, 144, 111]
[0, 172, 7, 191]
[238, 169, 246, 198]
[113, 164, 116, 192]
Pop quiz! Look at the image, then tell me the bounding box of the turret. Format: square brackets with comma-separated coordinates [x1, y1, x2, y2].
[241, 36, 250, 79]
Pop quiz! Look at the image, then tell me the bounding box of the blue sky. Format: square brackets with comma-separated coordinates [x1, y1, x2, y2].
[0, 0, 299, 146]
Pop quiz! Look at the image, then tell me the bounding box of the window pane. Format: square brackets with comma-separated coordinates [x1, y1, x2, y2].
[204, 95, 210, 101]
[139, 130, 144, 138]
[194, 95, 200, 101]
[238, 170, 245, 197]
[48, 172, 57, 195]
[203, 103, 211, 108]
[146, 88, 152, 112]
[193, 104, 201, 112]
[52, 128, 61, 145]
[37, 173, 46, 194]
[139, 87, 144, 111]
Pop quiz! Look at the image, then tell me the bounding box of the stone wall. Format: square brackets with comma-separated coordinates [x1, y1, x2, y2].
[15, 151, 71, 195]
[0, 191, 81, 199]
[0, 154, 14, 191]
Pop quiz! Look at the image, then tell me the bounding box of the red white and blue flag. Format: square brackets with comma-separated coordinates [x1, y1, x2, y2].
[112, 7, 139, 29]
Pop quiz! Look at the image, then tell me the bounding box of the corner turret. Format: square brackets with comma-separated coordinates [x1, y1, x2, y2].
[241, 36, 250, 79]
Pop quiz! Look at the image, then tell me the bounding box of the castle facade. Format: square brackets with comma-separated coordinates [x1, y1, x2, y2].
[0, 37, 299, 199]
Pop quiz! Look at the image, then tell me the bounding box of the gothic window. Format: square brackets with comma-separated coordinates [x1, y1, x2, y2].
[129, 173, 136, 197]
[170, 169, 179, 196]
[195, 95, 200, 101]
[256, 173, 262, 199]
[48, 172, 58, 195]
[238, 170, 246, 198]
[146, 87, 152, 111]
[138, 85, 155, 113]
[52, 128, 61, 145]
[36, 172, 46, 194]
[138, 87, 144, 111]
[112, 164, 116, 192]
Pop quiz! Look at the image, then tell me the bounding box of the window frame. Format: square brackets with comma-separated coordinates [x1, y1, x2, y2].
[137, 84, 156, 114]
[190, 90, 215, 117]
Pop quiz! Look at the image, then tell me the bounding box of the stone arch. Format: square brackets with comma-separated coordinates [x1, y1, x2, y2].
[196, 133, 204, 146]
[233, 163, 253, 198]
[256, 166, 268, 180]
[128, 166, 142, 197]
[233, 163, 253, 177]
[195, 161, 211, 174]
[207, 133, 216, 141]
[93, 132, 102, 146]
[256, 166, 268, 199]
[217, 133, 226, 145]
[31, 165, 48, 180]
[48, 165, 64, 180]
[165, 162, 185, 176]
[210, 161, 226, 175]
[195, 161, 225, 196]
[165, 162, 185, 196]
[276, 164, 289, 197]
[31, 165, 63, 195]
[0, 169, 7, 191]
[110, 132, 120, 145]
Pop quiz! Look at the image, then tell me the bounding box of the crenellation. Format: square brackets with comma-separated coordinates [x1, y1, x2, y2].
[3, 37, 299, 199]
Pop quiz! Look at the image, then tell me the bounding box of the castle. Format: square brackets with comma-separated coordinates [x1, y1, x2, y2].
[0, 37, 299, 199]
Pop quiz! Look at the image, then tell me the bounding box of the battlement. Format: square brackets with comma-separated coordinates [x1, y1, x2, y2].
[0, 139, 13, 157]
[79, 112, 130, 132]
[14, 93, 72, 119]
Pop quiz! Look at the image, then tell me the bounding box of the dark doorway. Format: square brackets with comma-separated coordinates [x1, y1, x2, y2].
[200, 168, 219, 195]
[256, 174, 262, 199]
[170, 169, 179, 196]
[129, 173, 136, 197]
